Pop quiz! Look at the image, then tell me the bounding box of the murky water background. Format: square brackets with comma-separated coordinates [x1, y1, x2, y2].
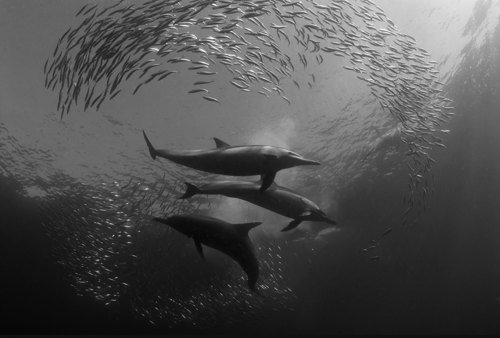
[1, 0, 500, 334]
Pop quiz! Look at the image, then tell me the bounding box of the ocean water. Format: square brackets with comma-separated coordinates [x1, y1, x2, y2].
[1, 0, 500, 334]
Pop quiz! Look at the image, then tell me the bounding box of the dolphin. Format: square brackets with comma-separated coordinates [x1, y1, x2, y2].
[152, 214, 262, 294]
[179, 180, 337, 232]
[143, 130, 320, 192]
[363, 125, 402, 162]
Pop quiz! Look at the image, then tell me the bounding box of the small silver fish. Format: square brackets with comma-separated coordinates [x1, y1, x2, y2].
[188, 88, 208, 93]
[202, 96, 220, 103]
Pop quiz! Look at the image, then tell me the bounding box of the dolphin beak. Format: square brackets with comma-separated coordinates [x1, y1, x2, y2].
[325, 218, 337, 225]
[299, 158, 321, 166]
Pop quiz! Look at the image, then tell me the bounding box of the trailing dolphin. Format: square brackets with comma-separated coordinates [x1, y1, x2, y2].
[363, 124, 403, 162]
[143, 130, 320, 192]
[179, 180, 337, 232]
[152, 214, 262, 294]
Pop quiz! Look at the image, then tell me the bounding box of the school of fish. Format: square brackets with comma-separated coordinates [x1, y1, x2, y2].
[43, 0, 453, 226]
[39, 0, 456, 327]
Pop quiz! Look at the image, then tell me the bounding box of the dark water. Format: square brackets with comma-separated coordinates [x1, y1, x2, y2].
[2, 0, 500, 334]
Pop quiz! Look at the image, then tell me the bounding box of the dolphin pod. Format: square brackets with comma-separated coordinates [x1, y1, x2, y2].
[145, 131, 334, 294]
[179, 180, 336, 232]
[143, 130, 320, 192]
[152, 215, 262, 294]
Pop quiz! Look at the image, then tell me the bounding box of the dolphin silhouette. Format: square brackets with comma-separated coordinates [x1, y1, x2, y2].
[152, 214, 262, 294]
[363, 125, 403, 162]
[143, 131, 320, 192]
[179, 180, 337, 232]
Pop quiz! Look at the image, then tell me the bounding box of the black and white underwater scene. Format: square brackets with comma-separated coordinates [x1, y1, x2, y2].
[1, 0, 500, 334]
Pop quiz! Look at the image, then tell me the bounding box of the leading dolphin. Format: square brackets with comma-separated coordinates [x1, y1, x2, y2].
[143, 131, 320, 192]
[152, 214, 262, 294]
[179, 180, 337, 232]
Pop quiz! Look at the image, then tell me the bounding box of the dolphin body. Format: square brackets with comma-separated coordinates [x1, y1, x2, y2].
[143, 131, 320, 192]
[152, 214, 262, 293]
[179, 180, 337, 232]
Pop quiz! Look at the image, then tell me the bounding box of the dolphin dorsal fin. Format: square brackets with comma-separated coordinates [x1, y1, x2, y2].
[213, 137, 230, 148]
[234, 222, 262, 236]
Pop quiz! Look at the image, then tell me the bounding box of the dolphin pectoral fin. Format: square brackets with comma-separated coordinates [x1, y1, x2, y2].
[258, 175, 278, 190]
[194, 239, 205, 260]
[142, 130, 157, 160]
[281, 219, 302, 232]
[213, 137, 230, 148]
[259, 171, 277, 192]
[326, 218, 337, 225]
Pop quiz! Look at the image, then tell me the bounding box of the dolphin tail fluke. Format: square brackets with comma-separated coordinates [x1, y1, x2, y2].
[179, 182, 201, 199]
[142, 130, 157, 160]
[250, 286, 266, 298]
[281, 219, 302, 232]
